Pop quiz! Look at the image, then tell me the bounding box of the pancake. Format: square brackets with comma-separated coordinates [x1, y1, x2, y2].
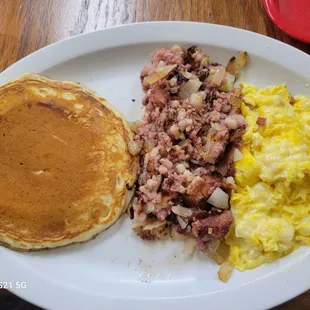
[0, 73, 138, 251]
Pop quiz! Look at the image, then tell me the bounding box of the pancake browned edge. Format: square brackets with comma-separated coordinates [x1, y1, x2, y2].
[0, 73, 138, 251]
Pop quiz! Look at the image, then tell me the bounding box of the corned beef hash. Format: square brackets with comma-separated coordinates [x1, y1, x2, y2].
[128, 45, 248, 281]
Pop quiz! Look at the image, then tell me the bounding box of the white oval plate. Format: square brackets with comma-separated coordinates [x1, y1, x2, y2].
[1, 22, 310, 310]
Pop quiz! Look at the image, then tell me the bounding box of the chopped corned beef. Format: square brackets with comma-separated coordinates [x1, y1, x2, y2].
[129, 45, 246, 248]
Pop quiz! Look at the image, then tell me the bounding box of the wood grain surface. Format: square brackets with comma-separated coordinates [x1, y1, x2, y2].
[0, 0, 309, 309]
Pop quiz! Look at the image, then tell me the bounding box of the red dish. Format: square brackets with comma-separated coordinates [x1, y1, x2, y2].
[263, 0, 310, 43]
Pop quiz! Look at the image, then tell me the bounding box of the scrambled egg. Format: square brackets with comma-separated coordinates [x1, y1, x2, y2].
[226, 84, 310, 271]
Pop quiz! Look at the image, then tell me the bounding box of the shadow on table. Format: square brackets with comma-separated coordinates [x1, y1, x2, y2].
[1, 289, 309, 310]
[0, 290, 43, 310]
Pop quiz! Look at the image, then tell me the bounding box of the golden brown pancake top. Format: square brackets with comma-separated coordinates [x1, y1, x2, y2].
[0, 75, 137, 248]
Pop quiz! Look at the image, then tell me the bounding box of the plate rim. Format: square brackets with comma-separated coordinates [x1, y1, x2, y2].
[0, 21, 310, 310]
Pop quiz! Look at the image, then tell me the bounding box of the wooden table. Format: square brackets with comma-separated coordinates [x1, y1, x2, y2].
[0, 0, 309, 309]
